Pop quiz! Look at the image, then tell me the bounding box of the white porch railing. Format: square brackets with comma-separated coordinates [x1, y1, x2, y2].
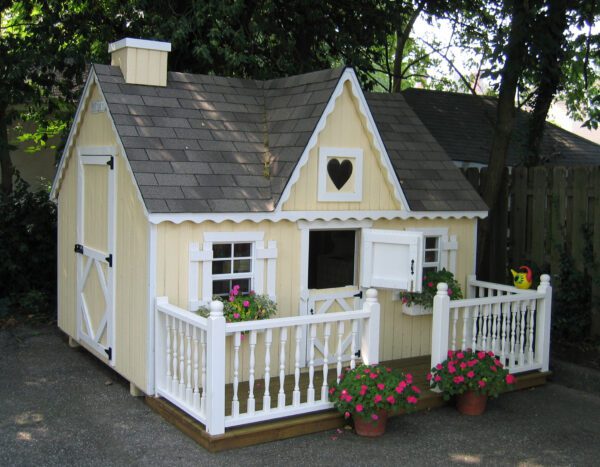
[431, 274, 552, 374]
[155, 289, 381, 436]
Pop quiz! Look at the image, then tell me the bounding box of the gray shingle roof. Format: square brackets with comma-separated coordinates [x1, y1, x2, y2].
[402, 88, 600, 167]
[92, 64, 486, 214]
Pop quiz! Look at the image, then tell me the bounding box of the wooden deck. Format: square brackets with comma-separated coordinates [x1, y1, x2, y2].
[145, 355, 550, 452]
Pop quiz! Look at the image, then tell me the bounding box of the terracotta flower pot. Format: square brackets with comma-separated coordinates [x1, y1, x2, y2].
[456, 391, 488, 415]
[353, 410, 388, 437]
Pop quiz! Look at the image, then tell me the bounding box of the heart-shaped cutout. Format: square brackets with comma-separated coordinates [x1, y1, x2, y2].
[327, 159, 353, 190]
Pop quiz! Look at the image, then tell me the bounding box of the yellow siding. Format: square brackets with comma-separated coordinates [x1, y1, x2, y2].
[56, 82, 150, 391]
[282, 82, 402, 211]
[156, 216, 476, 376]
[111, 47, 168, 87]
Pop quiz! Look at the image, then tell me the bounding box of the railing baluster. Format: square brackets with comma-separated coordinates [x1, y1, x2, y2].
[232, 332, 241, 417]
[193, 327, 199, 410]
[200, 330, 206, 414]
[248, 330, 257, 414]
[471, 306, 479, 350]
[278, 327, 287, 409]
[528, 299, 536, 364]
[186, 323, 192, 404]
[336, 322, 344, 380]
[519, 301, 527, 366]
[293, 325, 302, 406]
[500, 302, 509, 364]
[178, 319, 185, 399]
[509, 302, 517, 371]
[451, 308, 459, 350]
[482, 304, 489, 350]
[321, 323, 331, 401]
[307, 324, 316, 404]
[350, 320, 358, 369]
[461, 307, 470, 349]
[172, 318, 179, 393]
[491, 303, 499, 355]
[263, 328, 272, 412]
[165, 315, 172, 393]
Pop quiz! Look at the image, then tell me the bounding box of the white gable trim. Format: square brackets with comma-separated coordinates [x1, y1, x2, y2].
[275, 68, 410, 212]
[50, 69, 150, 219]
[148, 209, 488, 225]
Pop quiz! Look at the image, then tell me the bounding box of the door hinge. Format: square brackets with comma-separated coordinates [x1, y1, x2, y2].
[355, 349, 361, 358]
[353, 291, 363, 299]
[105, 346, 112, 360]
[107, 156, 114, 170]
[105, 254, 113, 267]
[310, 308, 314, 315]
[74, 244, 84, 254]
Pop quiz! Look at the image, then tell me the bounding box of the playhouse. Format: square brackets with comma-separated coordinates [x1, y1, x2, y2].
[51, 39, 552, 439]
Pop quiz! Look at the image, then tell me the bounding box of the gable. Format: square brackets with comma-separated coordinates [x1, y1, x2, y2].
[280, 81, 404, 212]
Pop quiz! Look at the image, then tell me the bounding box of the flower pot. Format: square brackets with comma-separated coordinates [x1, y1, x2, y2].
[456, 391, 488, 415]
[353, 410, 388, 437]
[402, 303, 432, 316]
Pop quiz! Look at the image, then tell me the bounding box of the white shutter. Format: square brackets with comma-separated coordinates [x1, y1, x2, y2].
[255, 240, 277, 299]
[188, 242, 213, 310]
[441, 235, 458, 273]
[360, 229, 423, 291]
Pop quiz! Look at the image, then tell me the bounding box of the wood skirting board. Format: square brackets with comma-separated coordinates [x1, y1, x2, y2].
[145, 356, 550, 452]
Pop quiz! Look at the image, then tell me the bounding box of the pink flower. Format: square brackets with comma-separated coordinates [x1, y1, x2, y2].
[377, 383, 385, 390]
[490, 365, 497, 373]
[506, 374, 516, 385]
[436, 363, 443, 370]
[467, 371, 475, 379]
[355, 404, 363, 412]
[477, 351, 486, 360]
[233, 312, 240, 319]
[359, 385, 368, 396]
[478, 380, 486, 388]
[407, 396, 418, 404]
[456, 352, 465, 359]
[232, 289, 239, 296]
[412, 385, 421, 394]
[401, 297, 408, 304]
[395, 385, 405, 394]
[405, 373, 413, 384]
[426, 373, 433, 381]
[341, 389, 347, 395]
[369, 373, 378, 379]
[329, 387, 336, 395]
[448, 289, 453, 295]
[233, 284, 240, 291]
[228, 297, 235, 302]
[243, 300, 250, 307]
[448, 350, 454, 359]
[355, 375, 361, 379]
[364, 368, 371, 373]
[453, 375, 464, 384]
[434, 375, 442, 382]
[460, 362, 467, 370]
[468, 359, 478, 367]
[495, 359, 504, 367]
[428, 281, 434, 287]
[448, 365, 456, 374]
[387, 396, 396, 404]
[487, 351, 495, 357]
[344, 411, 351, 419]
[374, 394, 382, 404]
[371, 413, 379, 420]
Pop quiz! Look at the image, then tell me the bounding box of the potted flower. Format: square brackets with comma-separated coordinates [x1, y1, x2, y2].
[399, 268, 463, 316]
[196, 285, 277, 323]
[329, 363, 421, 437]
[427, 349, 517, 415]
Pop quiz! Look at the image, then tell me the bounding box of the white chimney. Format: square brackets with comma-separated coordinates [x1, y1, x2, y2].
[108, 38, 171, 87]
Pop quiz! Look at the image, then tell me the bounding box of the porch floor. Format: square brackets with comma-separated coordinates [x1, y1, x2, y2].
[145, 355, 550, 452]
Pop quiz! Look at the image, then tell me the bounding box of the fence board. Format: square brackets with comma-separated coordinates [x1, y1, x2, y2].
[510, 168, 529, 269]
[531, 168, 548, 268]
[594, 169, 600, 334]
[549, 167, 568, 276]
[571, 168, 589, 269]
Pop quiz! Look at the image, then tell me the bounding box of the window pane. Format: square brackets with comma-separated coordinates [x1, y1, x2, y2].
[308, 230, 355, 289]
[425, 237, 438, 249]
[233, 259, 251, 273]
[425, 250, 438, 263]
[213, 279, 231, 296]
[423, 266, 438, 275]
[212, 260, 231, 275]
[232, 278, 251, 294]
[213, 244, 231, 258]
[234, 243, 251, 257]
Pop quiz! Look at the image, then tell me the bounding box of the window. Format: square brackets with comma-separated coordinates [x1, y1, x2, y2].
[211, 242, 253, 297]
[423, 235, 442, 274]
[308, 230, 356, 289]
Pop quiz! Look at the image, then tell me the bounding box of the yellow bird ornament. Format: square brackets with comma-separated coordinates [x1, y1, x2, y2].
[511, 266, 533, 289]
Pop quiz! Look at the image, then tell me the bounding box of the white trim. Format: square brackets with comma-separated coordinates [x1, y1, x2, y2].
[318, 147, 363, 202]
[297, 219, 373, 231]
[203, 231, 264, 243]
[201, 242, 213, 304]
[275, 68, 410, 212]
[147, 223, 157, 394]
[108, 37, 172, 53]
[473, 218, 479, 276]
[149, 210, 488, 225]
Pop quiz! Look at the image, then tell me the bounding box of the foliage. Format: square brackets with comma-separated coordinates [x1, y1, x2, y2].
[552, 226, 596, 342]
[329, 363, 421, 419]
[428, 349, 516, 399]
[196, 285, 277, 323]
[399, 268, 463, 308]
[0, 175, 56, 317]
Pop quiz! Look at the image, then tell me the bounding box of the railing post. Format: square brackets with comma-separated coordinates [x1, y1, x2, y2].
[205, 300, 226, 435]
[535, 274, 552, 372]
[154, 297, 169, 395]
[431, 283, 450, 370]
[361, 288, 380, 365]
[467, 274, 477, 299]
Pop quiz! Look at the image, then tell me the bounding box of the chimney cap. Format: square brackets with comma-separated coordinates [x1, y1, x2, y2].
[108, 38, 171, 54]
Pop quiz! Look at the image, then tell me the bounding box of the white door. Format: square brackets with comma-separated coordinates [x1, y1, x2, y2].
[76, 154, 115, 363]
[305, 288, 363, 366]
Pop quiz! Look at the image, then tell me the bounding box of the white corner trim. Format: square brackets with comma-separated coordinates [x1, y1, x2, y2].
[50, 70, 97, 201]
[318, 147, 363, 202]
[148, 209, 488, 225]
[203, 231, 264, 243]
[274, 68, 410, 212]
[147, 223, 157, 394]
[108, 37, 172, 53]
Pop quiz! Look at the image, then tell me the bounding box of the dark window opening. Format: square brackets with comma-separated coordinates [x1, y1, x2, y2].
[308, 230, 356, 289]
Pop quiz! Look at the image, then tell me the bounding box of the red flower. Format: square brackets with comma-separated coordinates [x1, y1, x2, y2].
[436, 363, 443, 370]
[478, 380, 486, 388]
[477, 351, 486, 360]
[407, 396, 418, 404]
[369, 372, 378, 379]
[460, 362, 467, 370]
[456, 352, 465, 359]
[434, 375, 442, 382]
[467, 359, 478, 367]
[448, 365, 456, 374]
[405, 373, 413, 384]
[490, 365, 497, 373]
[412, 385, 421, 394]
[494, 359, 504, 367]
[356, 404, 363, 412]
[387, 395, 396, 404]
[428, 281, 434, 287]
[359, 384, 368, 396]
[377, 383, 385, 390]
[467, 371, 475, 379]
[448, 350, 454, 359]
[426, 373, 433, 381]
[487, 351, 495, 357]
[374, 394, 382, 404]
[448, 289, 453, 295]
[506, 374, 516, 385]
[329, 387, 335, 395]
[453, 375, 464, 384]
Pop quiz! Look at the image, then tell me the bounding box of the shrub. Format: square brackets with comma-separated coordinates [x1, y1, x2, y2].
[399, 268, 463, 308]
[196, 285, 277, 322]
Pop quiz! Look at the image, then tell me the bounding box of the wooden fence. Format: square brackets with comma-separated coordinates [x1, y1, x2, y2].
[463, 166, 600, 285]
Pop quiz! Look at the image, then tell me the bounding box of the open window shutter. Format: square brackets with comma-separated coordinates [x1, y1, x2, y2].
[188, 242, 213, 310]
[360, 229, 423, 291]
[440, 235, 458, 273]
[255, 240, 278, 299]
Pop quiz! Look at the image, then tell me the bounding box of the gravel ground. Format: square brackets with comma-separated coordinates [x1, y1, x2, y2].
[1, 325, 600, 467]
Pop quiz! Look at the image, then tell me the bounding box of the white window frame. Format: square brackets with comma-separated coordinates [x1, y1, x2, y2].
[210, 241, 255, 297]
[318, 147, 364, 202]
[408, 227, 457, 275]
